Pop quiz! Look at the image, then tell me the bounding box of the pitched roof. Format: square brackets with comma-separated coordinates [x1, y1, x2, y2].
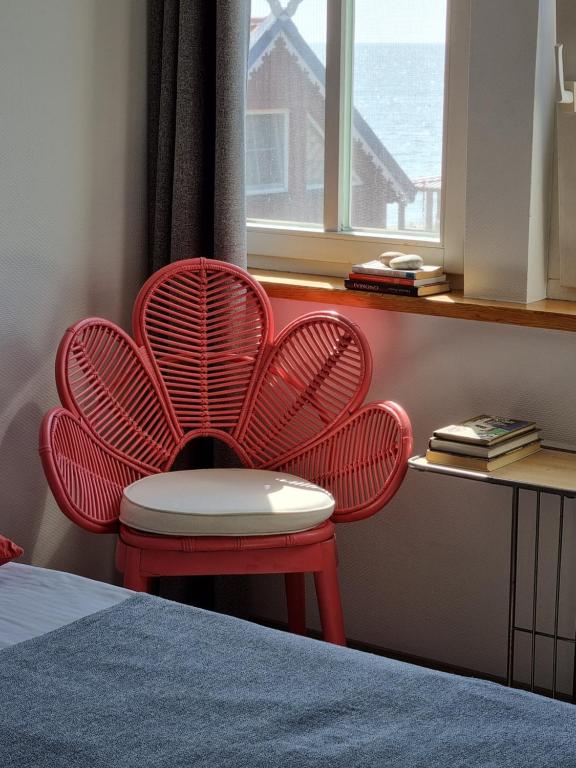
[249, 14, 416, 202]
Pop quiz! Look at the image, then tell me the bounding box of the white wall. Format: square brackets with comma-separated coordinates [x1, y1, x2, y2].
[0, 0, 147, 580]
[231, 297, 576, 691]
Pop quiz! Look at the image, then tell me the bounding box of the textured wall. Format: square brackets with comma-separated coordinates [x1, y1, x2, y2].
[229, 298, 576, 690]
[0, 0, 147, 580]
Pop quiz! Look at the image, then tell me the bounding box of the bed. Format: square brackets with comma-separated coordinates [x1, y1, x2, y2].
[2, 563, 576, 767]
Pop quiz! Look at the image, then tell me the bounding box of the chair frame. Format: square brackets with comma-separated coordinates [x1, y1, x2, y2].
[117, 521, 344, 643]
[40, 258, 413, 645]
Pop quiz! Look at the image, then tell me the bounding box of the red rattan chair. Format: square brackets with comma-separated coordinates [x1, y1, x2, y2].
[39, 258, 412, 645]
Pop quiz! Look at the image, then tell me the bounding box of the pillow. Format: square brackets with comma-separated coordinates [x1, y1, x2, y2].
[0, 534, 23, 565]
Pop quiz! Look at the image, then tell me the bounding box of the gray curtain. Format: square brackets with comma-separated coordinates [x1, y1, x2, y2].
[147, 0, 251, 607]
[148, 0, 250, 272]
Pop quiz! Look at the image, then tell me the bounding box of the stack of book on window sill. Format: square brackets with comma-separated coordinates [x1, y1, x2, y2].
[344, 260, 451, 297]
[425, 415, 542, 471]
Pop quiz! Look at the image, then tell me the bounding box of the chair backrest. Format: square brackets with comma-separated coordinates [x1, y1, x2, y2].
[41, 258, 412, 531]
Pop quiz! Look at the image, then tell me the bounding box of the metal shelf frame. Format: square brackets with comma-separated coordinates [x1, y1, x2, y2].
[409, 448, 576, 701]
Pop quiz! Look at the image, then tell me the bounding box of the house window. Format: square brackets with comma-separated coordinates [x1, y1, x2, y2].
[305, 114, 324, 191]
[247, 0, 465, 273]
[246, 111, 289, 196]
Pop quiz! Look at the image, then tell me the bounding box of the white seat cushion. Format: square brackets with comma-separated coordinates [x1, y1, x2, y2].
[120, 469, 335, 537]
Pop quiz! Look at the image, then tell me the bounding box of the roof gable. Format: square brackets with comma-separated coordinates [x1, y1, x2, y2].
[249, 14, 416, 202]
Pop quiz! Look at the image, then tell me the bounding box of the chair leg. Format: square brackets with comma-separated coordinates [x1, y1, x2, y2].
[115, 538, 126, 573]
[285, 572, 306, 636]
[123, 546, 151, 593]
[313, 550, 346, 646]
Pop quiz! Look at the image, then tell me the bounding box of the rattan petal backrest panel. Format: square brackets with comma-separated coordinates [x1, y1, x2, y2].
[40, 409, 150, 534]
[42, 258, 413, 531]
[276, 403, 412, 522]
[133, 259, 273, 436]
[56, 319, 180, 472]
[239, 313, 372, 468]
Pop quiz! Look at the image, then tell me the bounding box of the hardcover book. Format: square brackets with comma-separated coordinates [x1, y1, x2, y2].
[345, 279, 450, 297]
[433, 416, 536, 446]
[348, 273, 447, 287]
[351, 260, 444, 280]
[425, 440, 541, 471]
[429, 430, 541, 458]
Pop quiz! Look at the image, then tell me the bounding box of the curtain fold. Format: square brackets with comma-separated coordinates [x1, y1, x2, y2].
[148, 0, 250, 272]
[147, 0, 251, 606]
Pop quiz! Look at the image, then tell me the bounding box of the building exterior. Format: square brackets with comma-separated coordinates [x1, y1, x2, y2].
[247, 11, 417, 229]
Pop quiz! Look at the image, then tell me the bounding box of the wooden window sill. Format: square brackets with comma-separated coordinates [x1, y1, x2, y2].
[250, 269, 576, 333]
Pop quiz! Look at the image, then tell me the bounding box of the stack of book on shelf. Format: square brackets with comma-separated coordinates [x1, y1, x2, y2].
[426, 415, 542, 471]
[345, 260, 451, 297]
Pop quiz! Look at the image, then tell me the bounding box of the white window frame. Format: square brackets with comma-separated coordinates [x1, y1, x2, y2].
[248, 0, 470, 277]
[246, 109, 290, 197]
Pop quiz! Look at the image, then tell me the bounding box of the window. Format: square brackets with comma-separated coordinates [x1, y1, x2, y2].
[305, 115, 324, 191]
[247, 0, 467, 274]
[247, 1, 327, 225]
[248, 2, 561, 305]
[246, 111, 289, 196]
[350, 2, 446, 236]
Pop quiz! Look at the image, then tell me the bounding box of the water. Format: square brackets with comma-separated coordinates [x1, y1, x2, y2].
[353, 43, 445, 181]
[250, 34, 446, 231]
[307, 41, 446, 232]
[312, 41, 445, 181]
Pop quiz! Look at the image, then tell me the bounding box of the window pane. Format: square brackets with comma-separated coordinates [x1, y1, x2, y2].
[246, 112, 288, 194]
[305, 116, 324, 190]
[350, 0, 447, 238]
[248, 0, 327, 225]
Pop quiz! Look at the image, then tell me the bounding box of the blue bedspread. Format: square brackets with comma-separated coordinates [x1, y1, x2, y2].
[2, 594, 576, 767]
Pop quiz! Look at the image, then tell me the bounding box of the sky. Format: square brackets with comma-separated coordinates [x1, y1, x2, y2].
[251, 0, 447, 45]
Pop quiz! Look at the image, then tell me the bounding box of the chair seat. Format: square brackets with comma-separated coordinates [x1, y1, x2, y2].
[120, 469, 335, 537]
